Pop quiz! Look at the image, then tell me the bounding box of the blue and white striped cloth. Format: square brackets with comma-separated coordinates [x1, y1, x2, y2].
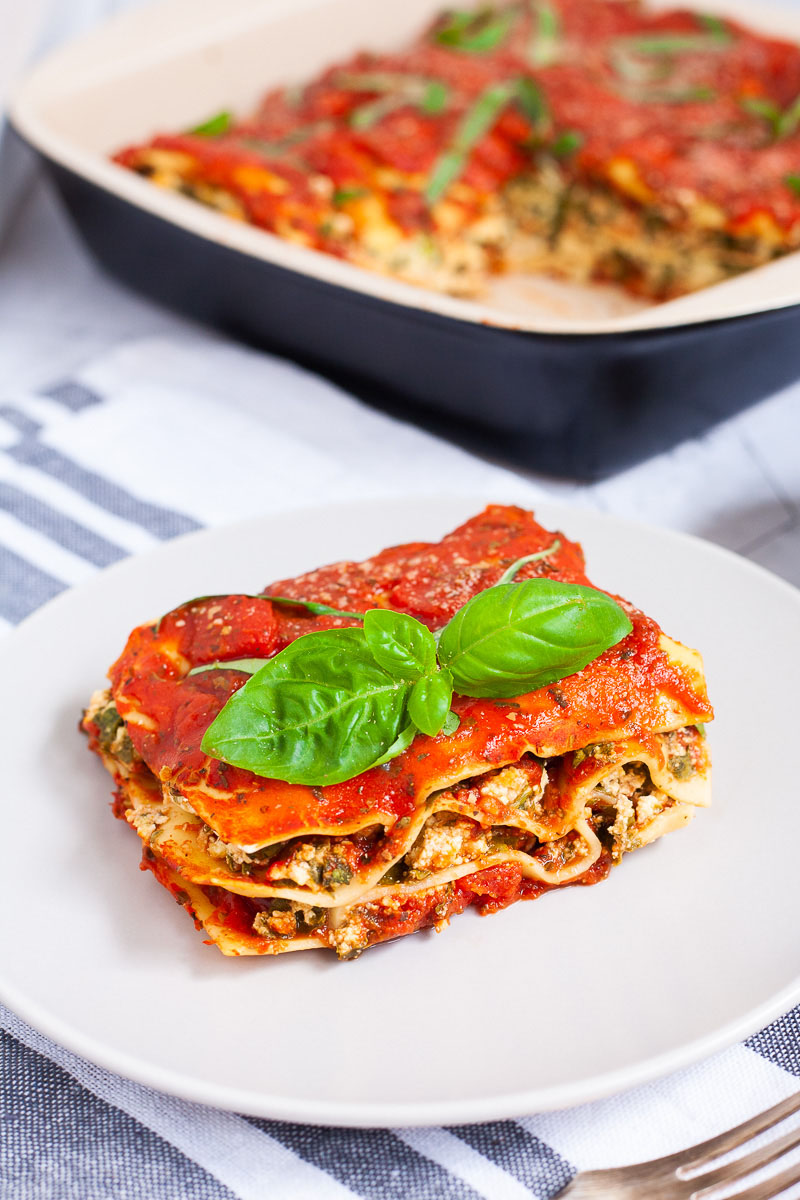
[1, 327, 800, 1198]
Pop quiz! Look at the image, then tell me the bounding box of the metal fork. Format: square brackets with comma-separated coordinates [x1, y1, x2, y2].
[559, 1091, 800, 1199]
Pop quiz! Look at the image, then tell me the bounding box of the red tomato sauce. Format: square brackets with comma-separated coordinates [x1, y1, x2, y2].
[115, 0, 800, 242]
[107, 506, 713, 847]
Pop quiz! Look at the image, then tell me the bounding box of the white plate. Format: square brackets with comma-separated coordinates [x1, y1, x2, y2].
[2, 495, 800, 1127]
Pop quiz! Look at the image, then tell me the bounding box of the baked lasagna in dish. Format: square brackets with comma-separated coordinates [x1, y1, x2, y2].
[113, 0, 800, 301]
[82, 506, 713, 959]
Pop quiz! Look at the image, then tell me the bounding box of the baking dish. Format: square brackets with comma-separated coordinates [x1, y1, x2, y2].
[10, 0, 800, 478]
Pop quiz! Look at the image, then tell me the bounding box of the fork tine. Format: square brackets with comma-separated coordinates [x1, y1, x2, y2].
[691, 1121, 800, 1194]
[678, 1091, 800, 1172]
[713, 1155, 800, 1200]
[554, 1092, 800, 1200]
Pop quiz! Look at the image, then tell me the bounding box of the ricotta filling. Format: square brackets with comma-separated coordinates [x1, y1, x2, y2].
[126, 147, 794, 302]
[402, 812, 525, 881]
[202, 756, 547, 885]
[590, 761, 672, 861]
[91, 688, 705, 954]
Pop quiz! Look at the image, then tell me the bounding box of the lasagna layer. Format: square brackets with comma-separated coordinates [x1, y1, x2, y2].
[82, 505, 713, 959]
[114, 0, 800, 302]
[92, 701, 708, 957]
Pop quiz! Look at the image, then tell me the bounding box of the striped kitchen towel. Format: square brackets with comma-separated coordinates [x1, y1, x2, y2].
[2, 333, 800, 1200]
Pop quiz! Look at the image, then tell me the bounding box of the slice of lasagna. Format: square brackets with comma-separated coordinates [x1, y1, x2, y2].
[82, 505, 712, 959]
[113, 0, 800, 302]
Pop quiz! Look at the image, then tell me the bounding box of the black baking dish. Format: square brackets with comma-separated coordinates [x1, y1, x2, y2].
[11, 0, 800, 479]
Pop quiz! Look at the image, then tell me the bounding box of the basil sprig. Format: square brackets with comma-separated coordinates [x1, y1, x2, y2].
[550, 130, 583, 157]
[437, 579, 631, 697]
[201, 614, 457, 785]
[198, 544, 633, 785]
[698, 14, 728, 36]
[156, 592, 362, 637]
[333, 187, 369, 205]
[202, 628, 419, 785]
[425, 81, 516, 204]
[188, 111, 233, 137]
[740, 93, 800, 142]
[434, 8, 517, 53]
[192, 658, 277, 676]
[425, 77, 548, 205]
[262, 594, 363, 619]
[515, 77, 550, 129]
[337, 73, 451, 130]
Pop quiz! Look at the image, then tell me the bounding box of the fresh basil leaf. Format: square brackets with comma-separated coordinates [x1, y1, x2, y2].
[740, 96, 786, 139]
[425, 80, 516, 204]
[740, 96, 780, 121]
[161, 591, 362, 629]
[263, 594, 363, 619]
[435, 8, 517, 53]
[434, 9, 472, 43]
[550, 130, 583, 157]
[438, 579, 633, 698]
[458, 80, 517, 141]
[201, 628, 411, 785]
[515, 77, 549, 129]
[442, 709, 461, 736]
[189, 111, 233, 137]
[408, 668, 454, 737]
[333, 186, 368, 205]
[786, 173, 800, 197]
[369, 723, 417, 767]
[363, 610, 438, 680]
[421, 80, 450, 114]
[425, 150, 468, 206]
[189, 658, 271, 677]
[697, 13, 728, 36]
[497, 539, 560, 584]
[777, 94, 800, 139]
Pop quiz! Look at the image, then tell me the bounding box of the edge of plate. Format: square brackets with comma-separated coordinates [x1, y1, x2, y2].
[3, 970, 800, 1126]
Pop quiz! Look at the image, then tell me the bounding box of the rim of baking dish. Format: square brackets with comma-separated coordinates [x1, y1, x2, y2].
[10, 0, 800, 336]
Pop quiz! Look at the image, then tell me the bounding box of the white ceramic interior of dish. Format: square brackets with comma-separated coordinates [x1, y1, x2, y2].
[10, 0, 800, 333]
